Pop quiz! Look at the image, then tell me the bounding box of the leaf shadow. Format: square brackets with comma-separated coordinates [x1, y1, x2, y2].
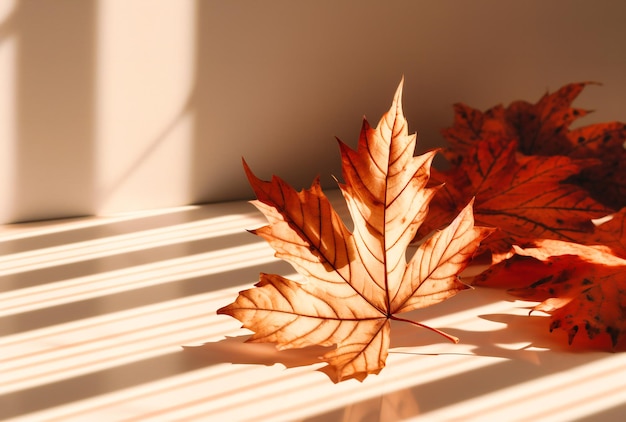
[181, 335, 336, 380]
[391, 310, 622, 365]
[193, 287, 623, 387]
[439, 314, 574, 362]
[480, 313, 626, 352]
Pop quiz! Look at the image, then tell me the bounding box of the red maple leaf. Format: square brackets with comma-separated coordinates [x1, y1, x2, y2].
[475, 235, 626, 349]
[417, 135, 611, 261]
[442, 82, 626, 209]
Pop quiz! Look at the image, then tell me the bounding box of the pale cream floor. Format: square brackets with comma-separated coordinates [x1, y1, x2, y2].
[1, 192, 625, 421]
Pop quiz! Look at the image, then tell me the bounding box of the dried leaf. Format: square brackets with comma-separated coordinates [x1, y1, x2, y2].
[218, 81, 491, 382]
[417, 135, 611, 261]
[475, 238, 626, 349]
[441, 104, 509, 165]
[506, 82, 593, 156]
[442, 82, 626, 209]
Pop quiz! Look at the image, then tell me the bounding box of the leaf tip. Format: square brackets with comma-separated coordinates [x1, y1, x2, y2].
[216, 303, 230, 316]
[242, 157, 261, 188]
[393, 77, 405, 104]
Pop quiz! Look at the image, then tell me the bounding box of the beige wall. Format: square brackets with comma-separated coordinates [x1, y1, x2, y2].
[1, 0, 625, 223]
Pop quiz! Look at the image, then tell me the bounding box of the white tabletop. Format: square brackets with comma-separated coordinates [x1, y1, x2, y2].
[1, 192, 625, 421]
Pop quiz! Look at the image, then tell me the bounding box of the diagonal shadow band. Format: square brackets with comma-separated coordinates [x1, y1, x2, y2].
[0, 260, 291, 336]
[0, 230, 259, 293]
[0, 335, 329, 420]
[0, 202, 258, 255]
[0, 349, 208, 420]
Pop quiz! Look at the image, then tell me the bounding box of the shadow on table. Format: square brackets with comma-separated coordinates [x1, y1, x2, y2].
[182, 335, 331, 371]
[196, 288, 621, 422]
[0, 348, 218, 420]
[305, 311, 620, 422]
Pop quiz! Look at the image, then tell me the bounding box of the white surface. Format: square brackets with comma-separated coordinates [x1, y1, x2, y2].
[1, 193, 625, 421]
[2, 1, 626, 223]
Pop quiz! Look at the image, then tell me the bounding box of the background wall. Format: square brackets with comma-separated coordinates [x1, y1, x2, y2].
[1, 0, 625, 224]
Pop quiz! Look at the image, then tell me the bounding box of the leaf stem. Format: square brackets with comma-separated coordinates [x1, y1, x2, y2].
[389, 315, 459, 343]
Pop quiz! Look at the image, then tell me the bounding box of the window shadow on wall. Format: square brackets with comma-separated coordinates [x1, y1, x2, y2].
[9, 0, 96, 223]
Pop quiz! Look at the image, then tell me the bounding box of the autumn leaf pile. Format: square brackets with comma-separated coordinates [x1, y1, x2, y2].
[441, 83, 626, 210]
[433, 82, 626, 349]
[217, 80, 626, 382]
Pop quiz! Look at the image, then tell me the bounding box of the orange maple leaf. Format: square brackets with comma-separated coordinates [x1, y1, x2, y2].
[416, 135, 612, 261]
[217, 81, 492, 382]
[442, 82, 626, 209]
[475, 236, 626, 349]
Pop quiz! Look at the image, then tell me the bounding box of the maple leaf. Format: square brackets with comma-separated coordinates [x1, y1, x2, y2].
[440, 103, 510, 165]
[416, 135, 612, 261]
[475, 237, 626, 349]
[441, 82, 626, 209]
[217, 81, 492, 382]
